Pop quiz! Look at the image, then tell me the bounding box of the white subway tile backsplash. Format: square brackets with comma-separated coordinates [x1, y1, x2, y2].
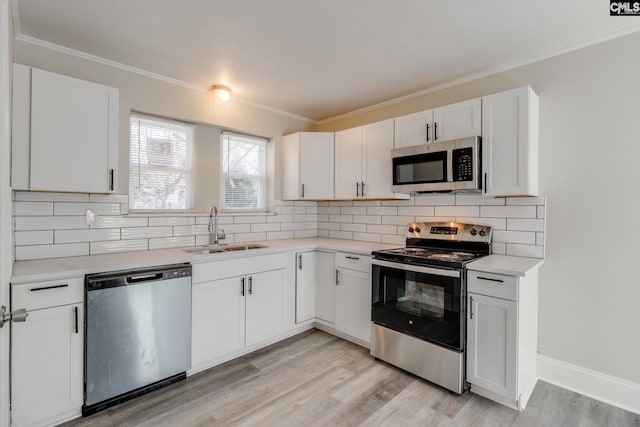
[234, 215, 266, 224]
[382, 215, 415, 225]
[95, 216, 148, 228]
[279, 222, 306, 231]
[414, 216, 454, 223]
[267, 214, 294, 223]
[340, 206, 367, 215]
[455, 194, 506, 206]
[54, 202, 121, 216]
[507, 218, 545, 232]
[148, 236, 195, 250]
[329, 230, 353, 240]
[295, 230, 317, 238]
[367, 206, 398, 216]
[382, 199, 415, 206]
[492, 242, 506, 255]
[435, 206, 479, 217]
[92, 239, 149, 254]
[353, 200, 381, 207]
[414, 194, 455, 206]
[89, 194, 129, 203]
[367, 224, 397, 235]
[341, 223, 367, 233]
[14, 202, 54, 216]
[506, 196, 546, 206]
[15, 216, 88, 231]
[56, 228, 120, 244]
[317, 229, 329, 238]
[14, 191, 89, 202]
[318, 222, 340, 231]
[506, 243, 544, 258]
[397, 206, 435, 216]
[380, 234, 405, 245]
[329, 214, 353, 223]
[149, 217, 195, 226]
[235, 232, 267, 243]
[218, 224, 251, 234]
[536, 232, 545, 246]
[14, 230, 53, 246]
[493, 230, 536, 245]
[537, 206, 545, 219]
[267, 231, 294, 240]
[318, 206, 341, 215]
[328, 201, 353, 207]
[173, 225, 209, 237]
[353, 232, 381, 243]
[251, 223, 282, 232]
[293, 214, 316, 222]
[353, 215, 382, 225]
[294, 200, 316, 207]
[16, 243, 89, 260]
[480, 206, 537, 219]
[195, 216, 234, 225]
[121, 227, 172, 240]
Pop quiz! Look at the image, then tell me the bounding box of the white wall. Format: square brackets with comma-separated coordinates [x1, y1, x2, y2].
[318, 32, 640, 387]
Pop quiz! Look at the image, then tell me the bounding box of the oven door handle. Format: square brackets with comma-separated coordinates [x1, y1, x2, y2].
[371, 258, 461, 278]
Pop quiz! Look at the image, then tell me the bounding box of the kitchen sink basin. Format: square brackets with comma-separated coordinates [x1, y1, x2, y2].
[184, 244, 268, 254]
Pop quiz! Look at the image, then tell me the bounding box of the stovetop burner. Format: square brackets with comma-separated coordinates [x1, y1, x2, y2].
[372, 221, 492, 268]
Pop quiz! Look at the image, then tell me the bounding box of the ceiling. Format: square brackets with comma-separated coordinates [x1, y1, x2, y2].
[13, 0, 640, 121]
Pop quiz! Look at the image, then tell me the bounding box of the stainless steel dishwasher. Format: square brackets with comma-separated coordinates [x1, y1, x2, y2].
[83, 263, 192, 416]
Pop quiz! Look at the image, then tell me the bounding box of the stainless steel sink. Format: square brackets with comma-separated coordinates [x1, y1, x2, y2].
[184, 244, 268, 254]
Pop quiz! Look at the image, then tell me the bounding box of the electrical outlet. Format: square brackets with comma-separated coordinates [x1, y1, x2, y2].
[85, 209, 96, 226]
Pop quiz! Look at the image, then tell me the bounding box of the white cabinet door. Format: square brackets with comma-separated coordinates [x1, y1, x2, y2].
[245, 269, 286, 347]
[334, 127, 362, 199]
[282, 132, 334, 200]
[300, 133, 334, 199]
[482, 86, 538, 196]
[191, 276, 245, 369]
[362, 119, 397, 199]
[433, 98, 481, 142]
[29, 68, 119, 193]
[295, 252, 316, 323]
[315, 251, 335, 324]
[467, 293, 517, 399]
[11, 304, 83, 427]
[394, 109, 433, 148]
[335, 268, 372, 344]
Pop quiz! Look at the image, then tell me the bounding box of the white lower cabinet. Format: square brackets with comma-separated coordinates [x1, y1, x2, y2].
[11, 278, 84, 427]
[190, 253, 290, 371]
[466, 268, 539, 410]
[334, 252, 372, 345]
[295, 251, 317, 323]
[315, 251, 336, 324]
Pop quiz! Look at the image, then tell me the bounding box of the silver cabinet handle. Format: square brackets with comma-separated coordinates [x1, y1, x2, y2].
[345, 256, 360, 260]
[74, 306, 79, 334]
[298, 254, 303, 270]
[109, 169, 114, 191]
[470, 296, 474, 320]
[241, 277, 245, 296]
[301, 183, 305, 198]
[249, 276, 253, 295]
[484, 173, 488, 194]
[361, 181, 365, 197]
[0, 306, 28, 328]
[477, 276, 504, 283]
[426, 123, 430, 142]
[356, 182, 360, 197]
[434, 122, 438, 141]
[335, 269, 340, 285]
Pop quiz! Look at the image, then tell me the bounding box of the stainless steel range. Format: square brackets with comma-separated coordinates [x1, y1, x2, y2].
[370, 222, 491, 394]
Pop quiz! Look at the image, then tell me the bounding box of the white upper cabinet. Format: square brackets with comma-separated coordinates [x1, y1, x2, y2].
[433, 98, 482, 142]
[335, 120, 409, 200]
[482, 86, 539, 196]
[394, 98, 481, 148]
[282, 132, 334, 200]
[12, 64, 119, 193]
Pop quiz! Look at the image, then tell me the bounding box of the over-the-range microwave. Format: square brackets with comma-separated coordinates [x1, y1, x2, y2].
[391, 136, 481, 193]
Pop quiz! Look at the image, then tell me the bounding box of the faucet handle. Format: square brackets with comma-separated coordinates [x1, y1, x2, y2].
[218, 228, 226, 240]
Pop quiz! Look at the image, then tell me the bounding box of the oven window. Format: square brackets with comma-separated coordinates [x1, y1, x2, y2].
[372, 265, 463, 350]
[393, 151, 447, 185]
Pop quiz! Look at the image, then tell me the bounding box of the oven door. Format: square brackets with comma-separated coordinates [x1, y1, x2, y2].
[371, 259, 464, 351]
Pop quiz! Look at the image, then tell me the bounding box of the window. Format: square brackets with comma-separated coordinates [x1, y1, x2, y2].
[129, 114, 195, 211]
[221, 132, 267, 211]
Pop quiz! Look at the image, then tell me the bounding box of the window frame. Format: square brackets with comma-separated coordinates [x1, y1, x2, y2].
[128, 113, 197, 213]
[220, 131, 269, 213]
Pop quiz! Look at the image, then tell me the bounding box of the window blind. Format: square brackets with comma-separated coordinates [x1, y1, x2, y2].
[221, 132, 267, 210]
[129, 114, 196, 211]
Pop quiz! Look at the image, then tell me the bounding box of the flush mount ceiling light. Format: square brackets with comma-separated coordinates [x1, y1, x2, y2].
[211, 84, 231, 101]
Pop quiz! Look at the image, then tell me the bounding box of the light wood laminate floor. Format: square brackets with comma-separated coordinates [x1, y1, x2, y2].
[63, 330, 640, 427]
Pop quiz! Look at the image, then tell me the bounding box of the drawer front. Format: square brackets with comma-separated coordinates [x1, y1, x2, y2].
[335, 252, 371, 273]
[12, 277, 84, 311]
[467, 270, 518, 301]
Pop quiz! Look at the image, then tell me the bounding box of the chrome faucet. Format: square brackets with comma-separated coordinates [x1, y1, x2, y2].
[208, 205, 225, 245]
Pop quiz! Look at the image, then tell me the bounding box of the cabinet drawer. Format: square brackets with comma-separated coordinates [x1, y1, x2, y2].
[467, 270, 518, 301]
[12, 277, 83, 311]
[335, 252, 371, 273]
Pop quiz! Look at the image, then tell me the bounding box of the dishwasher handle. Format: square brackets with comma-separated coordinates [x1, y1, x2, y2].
[126, 273, 164, 284]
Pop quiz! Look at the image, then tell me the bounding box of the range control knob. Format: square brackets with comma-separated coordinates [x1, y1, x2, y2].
[470, 228, 478, 236]
[408, 224, 421, 233]
[415, 225, 421, 233]
[479, 229, 487, 237]
[408, 225, 415, 232]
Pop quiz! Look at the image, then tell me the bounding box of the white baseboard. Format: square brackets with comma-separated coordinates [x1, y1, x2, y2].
[537, 354, 640, 415]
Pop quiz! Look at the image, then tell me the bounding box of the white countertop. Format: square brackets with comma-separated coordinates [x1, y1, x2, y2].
[466, 254, 543, 277]
[11, 238, 393, 284]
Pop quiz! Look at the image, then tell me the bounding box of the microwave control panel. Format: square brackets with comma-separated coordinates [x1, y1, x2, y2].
[452, 147, 473, 182]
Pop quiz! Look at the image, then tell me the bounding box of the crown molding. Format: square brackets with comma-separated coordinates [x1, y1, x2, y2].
[317, 24, 640, 126]
[14, 33, 316, 124]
